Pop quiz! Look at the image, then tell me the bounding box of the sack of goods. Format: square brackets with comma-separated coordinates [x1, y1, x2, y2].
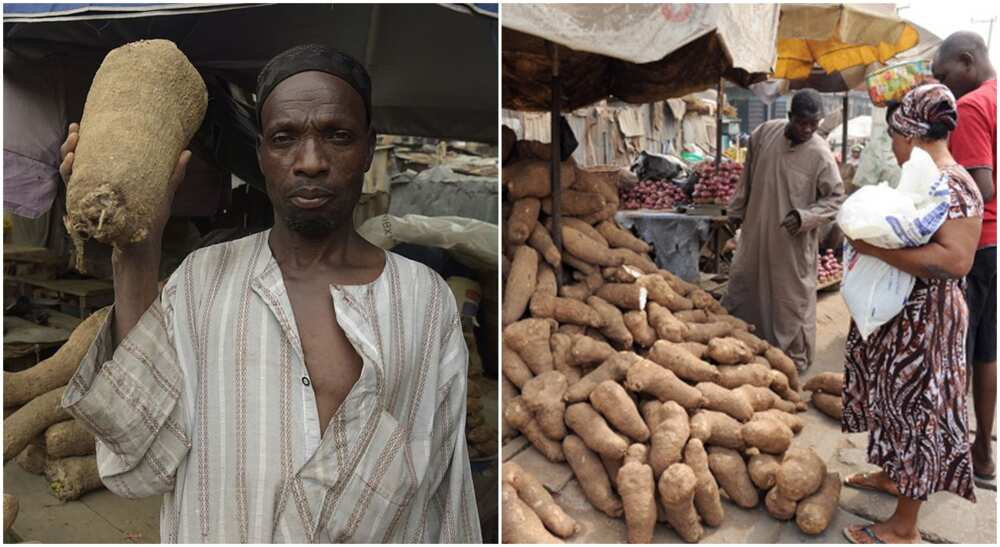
[837, 147, 951, 338]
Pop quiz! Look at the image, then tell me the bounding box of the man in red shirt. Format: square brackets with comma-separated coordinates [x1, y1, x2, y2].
[935, 31, 997, 479]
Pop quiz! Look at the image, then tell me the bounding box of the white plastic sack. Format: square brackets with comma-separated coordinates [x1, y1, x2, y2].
[837, 148, 950, 339]
[358, 213, 498, 272]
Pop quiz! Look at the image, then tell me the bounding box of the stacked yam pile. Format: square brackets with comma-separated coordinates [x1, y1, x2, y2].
[501, 141, 840, 543]
[4, 308, 109, 502]
[804, 372, 843, 421]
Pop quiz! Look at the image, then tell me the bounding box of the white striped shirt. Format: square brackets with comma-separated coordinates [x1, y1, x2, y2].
[62, 230, 481, 543]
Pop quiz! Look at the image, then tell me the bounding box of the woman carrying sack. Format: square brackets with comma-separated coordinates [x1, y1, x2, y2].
[840, 83, 984, 544]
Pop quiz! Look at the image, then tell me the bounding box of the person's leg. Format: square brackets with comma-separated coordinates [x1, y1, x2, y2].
[845, 496, 922, 543]
[969, 248, 997, 477]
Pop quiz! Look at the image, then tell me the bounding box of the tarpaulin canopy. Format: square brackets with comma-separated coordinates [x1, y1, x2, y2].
[3, 3, 498, 142]
[502, 3, 780, 111]
[775, 3, 920, 81]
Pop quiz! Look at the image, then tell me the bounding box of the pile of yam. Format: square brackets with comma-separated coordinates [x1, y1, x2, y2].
[501, 139, 837, 543]
[4, 308, 108, 502]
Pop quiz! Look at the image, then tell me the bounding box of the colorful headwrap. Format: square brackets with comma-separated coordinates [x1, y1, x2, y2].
[888, 83, 958, 138]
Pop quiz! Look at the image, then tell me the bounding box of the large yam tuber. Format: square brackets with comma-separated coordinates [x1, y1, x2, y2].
[647, 340, 719, 383]
[562, 226, 622, 267]
[683, 321, 733, 344]
[587, 296, 633, 348]
[503, 246, 539, 326]
[740, 419, 793, 454]
[549, 334, 581, 385]
[657, 269, 698, 297]
[528, 224, 562, 268]
[16, 436, 48, 475]
[590, 381, 649, 442]
[563, 435, 623, 517]
[811, 392, 843, 420]
[45, 419, 96, 459]
[603, 265, 643, 283]
[565, 403, 629, 459]
[647, 302, 688, 342]
[46, 455, 103, 501]
[715, 363, 773, 389]
[565, 352, 638, 403]
[504, 397, 565, 462]
[696, 382, 754, 422]
[67, 40, 207, 267]
[596, 221, 650, 254]
[501, 482, 564, 544]
[563, 252, 597, 275]
[595, 283, 647, 311]
[776, 448, 826, 501]
[617, 444, 657, 544]
[504, 157, 574, 199]
[731, 329, 770, 354]
[569, 334, 615, 366]
[684, 439, 724, 527]
[559, 283, 591, 302]
[3, 494, 17, 534]
[707, 446, 759, 508]
[502, 343, 534, 388]
[611, 248, 659, 275]
[765, 486, 798, 520]
[769, 369, 801, 403]
[803, 372, 843, 396]
[503, 463, 578, 539]
[689, 410, 745, 450]
[795, 472, 841, 535]
[689, 289, 726, 314]
[705, 337, 754, 366]
[504, 319, 554, 375]
[648, 401, 689, 477]
[753, 409, 804, 434]
[542, 190, 606, 216]
[748, 453, 781, 490]
[635, 274, 693, 312]
[765, 347, 801, 391]
[674, 309, 709, 323]
[622, 311, 657, 348]
[679, 342, 709, 359]
[555, 217, 608, 246]
[522, 372, 569, 441]
[530, 294, 604, 328]
[4, 387, 70, 462]
[507, 198, 542, 245]
[625, 359, 704, 409]
[658, 463, 704, 542]
[735, 385, 782, 412]
[534, 262, 557, 298]
[4, 307, 111, 408]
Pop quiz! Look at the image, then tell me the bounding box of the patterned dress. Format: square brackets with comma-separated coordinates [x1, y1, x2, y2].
[842, 165, 984, 503]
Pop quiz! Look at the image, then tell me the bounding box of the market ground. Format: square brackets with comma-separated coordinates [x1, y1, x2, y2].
[501, 292, 997, 544]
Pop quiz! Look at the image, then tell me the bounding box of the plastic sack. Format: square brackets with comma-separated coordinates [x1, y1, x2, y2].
[358, 213, 498, 272]
[837, 148, 950, 339]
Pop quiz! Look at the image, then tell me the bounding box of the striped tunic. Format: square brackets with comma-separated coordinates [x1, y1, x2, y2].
[62, 230, 482, 543]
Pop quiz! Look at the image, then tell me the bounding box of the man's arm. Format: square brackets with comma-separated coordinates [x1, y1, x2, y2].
[950, 99, 995, 201]
[727, 129, 755, 223]
[793, 156, 846, 234]
[968, 168, 994, 202]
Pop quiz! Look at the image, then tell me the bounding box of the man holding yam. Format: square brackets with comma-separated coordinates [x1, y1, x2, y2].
[59, 43, 480, 543]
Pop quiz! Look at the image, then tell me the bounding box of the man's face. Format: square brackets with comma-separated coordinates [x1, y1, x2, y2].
[785, 112, 821, 145]
[258, 71, 374, 238]
[932, 51, 977, 99]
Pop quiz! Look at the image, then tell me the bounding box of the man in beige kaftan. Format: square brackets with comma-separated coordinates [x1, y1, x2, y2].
[723, 89, 846, 370]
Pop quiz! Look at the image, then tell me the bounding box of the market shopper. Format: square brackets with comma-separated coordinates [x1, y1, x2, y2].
[724, 88, 845, 371]
[934, 30, 997, 481]
[841, 84, 983, 544]
[58, 44, 480, 543]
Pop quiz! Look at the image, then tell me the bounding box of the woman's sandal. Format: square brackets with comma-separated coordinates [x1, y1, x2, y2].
[843, 524, 886, 544]
[843, 472, 899, 496]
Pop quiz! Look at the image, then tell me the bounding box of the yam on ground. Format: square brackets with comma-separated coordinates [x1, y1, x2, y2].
[67, 40, 207, 267]
[731, 329, 770, 354]
[565, 403, 629, 459]
[765, 347, 801, 391]
[657, 269, 699, 297]
[622, 311, 657, 348]
[708, 313, 754, 332]
[776, 448, 827, 501]
[647, 302, 688, 342]
[504, 397, 565, 462]
[647, 340, 718, 383]
[748, 453, 781, 490]
[503, 462, 578, 538]
[4, 387, 70, 462]
[46, 455, 103, 501]
[507, 198, 542, 245]
[735, 385, 782, 412]
[625, 359, 704, 410]
[648, 401, 689, 477]
[590, 381, 649, 442]
[753, 409, 804, 434]
[765, 486, 798, 520]
[564, 352, 638, 403]
[707, 446, 759, 509]
[4, 307, 111, 408]
[683, 321, 733, 344]
[45, 419, 96, 459]
[617, 444, 657, 544]
[658, 463, 704, 542]
[502, 246, 538, 326]
[501, 377, 518, 441]
[803, 372, 843, 396]
[684, 438, 724, 527]
[705, 337, 754, 366]
[689, 410, 745, 450]
[503, 319, 554, 375]
[811, 392, 843, 420]
[501, 482, 563, 544]
[715, 363, 773, 389]
[740, 419, 793, 454]
[16, 436, 49, 475]
[795, 472, 842, 535]
[603, 265, 643, 283]
[689, 289, 726, 314]
[695, 382, 754, 422]
[522, 371, 569, 441]
[563, 434, 623, 517]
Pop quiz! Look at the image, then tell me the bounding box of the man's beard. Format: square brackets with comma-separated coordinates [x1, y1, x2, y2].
[283, 211, 339, 239]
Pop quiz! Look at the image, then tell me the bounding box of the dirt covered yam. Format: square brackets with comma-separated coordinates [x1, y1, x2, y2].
[635, 274, 693, 311]
[625, 359, 704, 410]
[647, 302, 688, 342]
[528, 224, 562, 268]
[45, 419, 96, 459]
[622, 311, 657, 348]
[689, 410, 745, 450]
[705, 337, 754, 365]
[507, 197, 542, 245]
[562, 226, 622, 267]
[565, 403, 629, 459]
[740, 418, 793, 454]
[683, 321, 733, 344]
[776, 447, 827, 501]
[502, 246, 538, 326]
[522, 371, 569, 441]
[696, 382, 754, 422]
[46, 455, 103, 501]
[587, 296, 633, 348]
[595, 283, 647, 311]
[503, 319, 554, 375]
[503, 463, 578, 539]
[715, 363, 773, 389]
[658, 463, 704, 543]
[684, 438, 724, 527]
[617, 444, 657, 544]
[648, 401, 689, 477]
[66, 40, 207, 268]
[501, 482, 564, 544]
[4, 387, 70, 462]
[803, 372, 843, 396]
[765, 347, 801, 391]
[563, 435, 624, 517]
[530, 294, 604, 328]
[811, 392, 843, 420]
[596, 221, 651, 254]
[647, 340, 718, 383]
[765, 486, 798, 520]
[502, 343, 534, 388]
[707, 446, 759, 509]
[748, 453, 781, 490]
[590, 381, 650, 442]
[568, 334, 615, 366]
[564, 352, 638, 402]
[795, 472, 842, 535]
[504, 397, 565, 462]
[16, 437, 48, 475]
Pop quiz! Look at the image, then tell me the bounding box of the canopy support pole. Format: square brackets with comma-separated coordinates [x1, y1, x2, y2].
[841, 92, 849, 162]
[548, 41, 564, 289]
[715, 77, 724, 170]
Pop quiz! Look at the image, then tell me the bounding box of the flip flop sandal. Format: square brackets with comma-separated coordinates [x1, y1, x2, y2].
[843, 472, 898, 496]
[843, 525, 886, 544]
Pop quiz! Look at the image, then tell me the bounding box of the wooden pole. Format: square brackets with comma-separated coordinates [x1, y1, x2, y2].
[715, 77, 724, 170]
[841, 92, 849, 162]
[548, 41, 564, 289]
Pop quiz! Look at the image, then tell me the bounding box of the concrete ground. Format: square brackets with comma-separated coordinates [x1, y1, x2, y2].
[503, 291, 997, 544]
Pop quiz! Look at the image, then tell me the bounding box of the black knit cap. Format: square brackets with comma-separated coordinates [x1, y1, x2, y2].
[255, 44, 372, 130]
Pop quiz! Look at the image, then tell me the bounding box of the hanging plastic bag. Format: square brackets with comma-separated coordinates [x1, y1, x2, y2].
[837, 147, 950, 339]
